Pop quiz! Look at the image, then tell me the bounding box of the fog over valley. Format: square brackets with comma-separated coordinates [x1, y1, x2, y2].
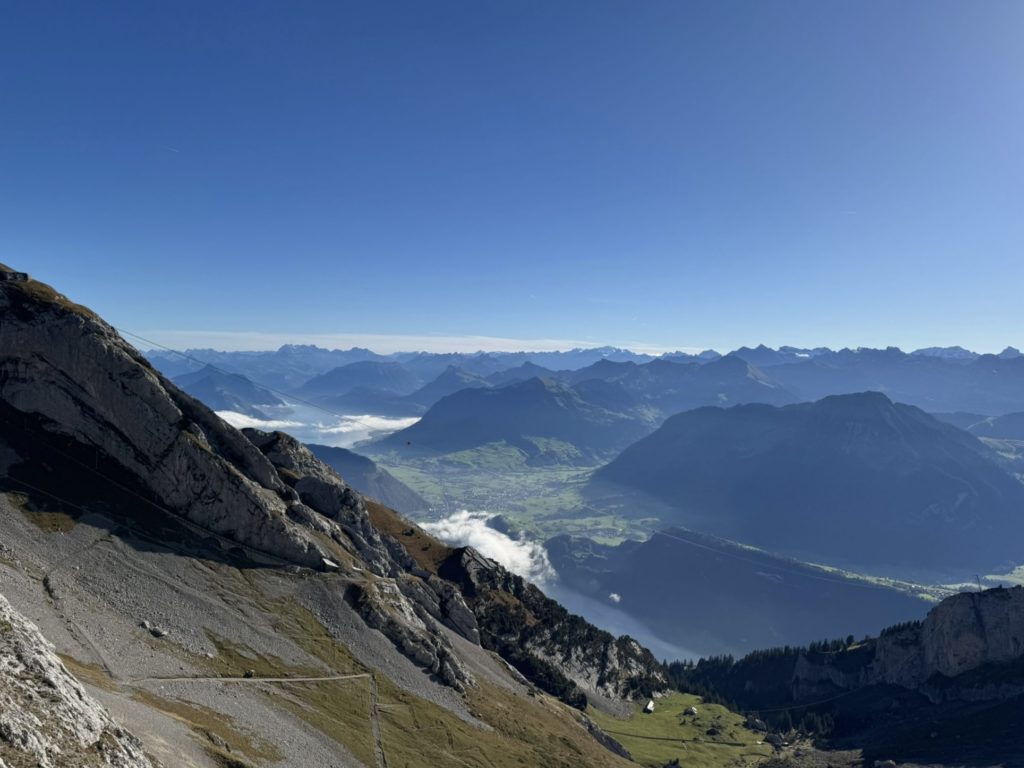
[217, 404, 421, 449]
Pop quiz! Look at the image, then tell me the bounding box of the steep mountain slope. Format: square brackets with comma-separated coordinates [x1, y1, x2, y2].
[0, 268, 662, 766]
[373, 377, 653, 464]
[595, 392, 1024, 575]
[173, 364, 285, 418]
[306, 443, 429, 514]
[547, 528, 934, 656]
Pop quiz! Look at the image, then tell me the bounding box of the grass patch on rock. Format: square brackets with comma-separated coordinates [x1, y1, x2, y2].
[59, 654, 119, 693]
[6, 490, 79, 533]
[366, 499, 453, 574]
[132, 688, 282, 765]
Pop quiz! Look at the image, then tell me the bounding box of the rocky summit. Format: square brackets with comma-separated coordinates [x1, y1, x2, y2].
[0, 268, 660, 767]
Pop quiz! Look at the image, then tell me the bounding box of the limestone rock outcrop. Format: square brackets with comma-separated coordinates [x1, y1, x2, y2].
[243, 428, 392, 576]
[0, 273, 331, 568]
[793, 586, 1024, 702]
[0, 593, 153, 768]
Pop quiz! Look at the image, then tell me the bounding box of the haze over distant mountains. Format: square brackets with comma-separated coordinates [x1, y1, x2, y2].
[147, 342, 1024, 420]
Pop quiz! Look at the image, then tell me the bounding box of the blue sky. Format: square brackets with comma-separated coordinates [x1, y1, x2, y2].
[2, 1, 1021, 353]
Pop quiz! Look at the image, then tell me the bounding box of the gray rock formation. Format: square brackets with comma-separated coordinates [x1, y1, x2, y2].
[243, 428, 393, 576]
[0, 275, 331, 569]
[793, 586, 1024, 702]
[438, 547, 666, 703]
[0, 593, 153, 768]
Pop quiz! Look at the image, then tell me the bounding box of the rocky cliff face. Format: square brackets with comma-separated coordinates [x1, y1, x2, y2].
[918, 587, 1024, 680]
[0, 593, 152, 768]
[0, 272, 331, 569]
[793, 587, 1024, 702]
[439, 547, 665, 705]
[0, 268, 661, 718]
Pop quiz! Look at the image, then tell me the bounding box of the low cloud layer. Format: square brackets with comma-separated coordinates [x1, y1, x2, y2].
[216, 406, 418, 449]
[315, 415, 419, 435]
[216, 411, 304, 431]
[422, 510, 557, 586]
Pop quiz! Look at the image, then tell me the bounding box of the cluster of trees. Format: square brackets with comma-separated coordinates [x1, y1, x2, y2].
[880, 619, 923, 637]
[662, 636, 863, 736]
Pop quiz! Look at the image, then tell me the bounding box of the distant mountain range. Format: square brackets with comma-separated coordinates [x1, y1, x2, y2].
[593, 392, 1024, 577]
[147, 343, 1024, 422]
[559, 355, 797, 415]
[144, 344, 667, 383]
[739, 346, 1024, 414]
[547, 528, 933, 656]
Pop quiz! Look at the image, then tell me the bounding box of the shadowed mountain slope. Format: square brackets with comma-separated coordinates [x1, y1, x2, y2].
[595, 392, 1024, 576]
[306, 443, 429, 514]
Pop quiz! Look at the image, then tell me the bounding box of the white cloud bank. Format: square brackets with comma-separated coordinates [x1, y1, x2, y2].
[421, 510, 557, 586]
[216, 411, 304, 430]
[314, 415, 419, 434]
[216, 406, 418, 449]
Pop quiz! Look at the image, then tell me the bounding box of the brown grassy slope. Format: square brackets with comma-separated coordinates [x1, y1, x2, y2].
[366, 498, 454, 574]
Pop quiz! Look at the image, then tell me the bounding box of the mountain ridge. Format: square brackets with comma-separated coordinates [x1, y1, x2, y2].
[0, 266, 663, 767]
[594, 392, 1024, 576]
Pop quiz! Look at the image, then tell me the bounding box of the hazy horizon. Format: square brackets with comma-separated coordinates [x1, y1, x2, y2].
[135, 330, 1017, 357]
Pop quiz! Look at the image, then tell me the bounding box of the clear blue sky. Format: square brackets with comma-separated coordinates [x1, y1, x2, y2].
[2, 1, 1021, 353]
